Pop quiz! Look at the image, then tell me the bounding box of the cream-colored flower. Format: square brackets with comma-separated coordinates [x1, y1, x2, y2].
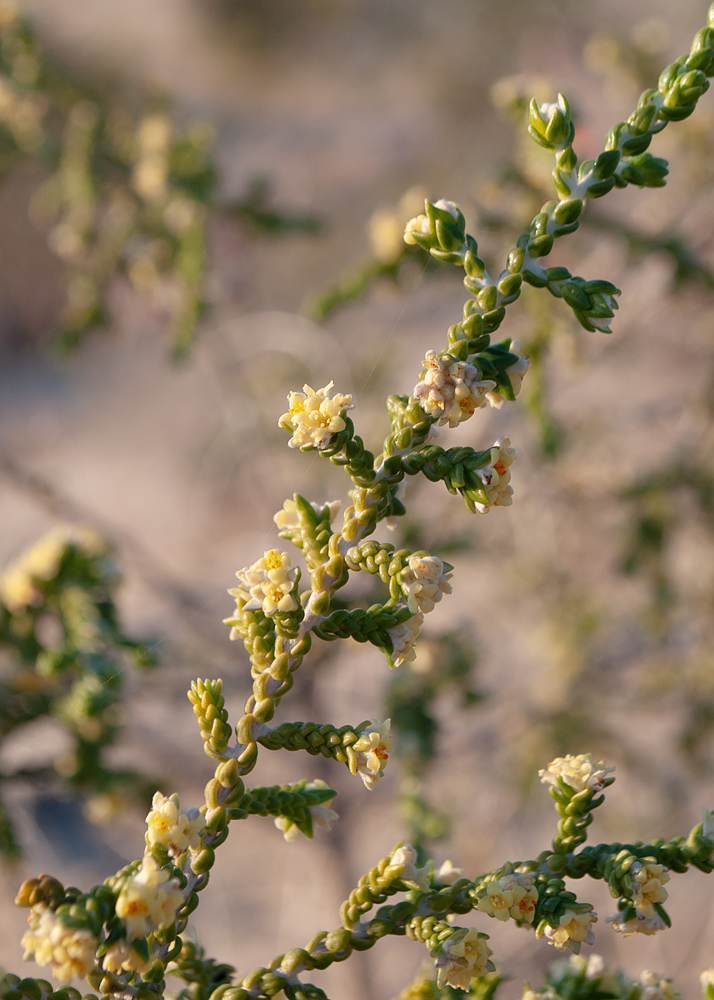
[702, 808, 714, 844]
[102, 939, 153, 974]
[274, 498, 341, 534]
[638, 971, 679, 1000]
[485, 339, 530, 409]
[413, 350, 496, 427]
[388, 844, 430, 891]
[370, 186, 428, 262]
[115, 855, 184, 940]
[629, 862, 669, 920]
[0, 524, 104, 611]
[538, 753, 615, 794]
[145, 792, 205, 857]
[543, 907, 597, 952]
[278, 381, 353, 450]
[404, 213, 431, 245]
[477, 873, 538, 923]
[400, 554, 452, 614]
[434, 928, 492, 990]
[608, 910, 666, 936]
[435, 860, 463, 885]
[231, 549, 299, 617]
[274, 781, 339, 842]
[21, 905, 97, 983]
[352, 718, 391, 790]
[472, 436, 516, 514]
[387, 612, 424, 667]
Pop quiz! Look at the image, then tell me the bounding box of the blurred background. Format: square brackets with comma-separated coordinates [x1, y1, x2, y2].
[1, 0, 714, 997]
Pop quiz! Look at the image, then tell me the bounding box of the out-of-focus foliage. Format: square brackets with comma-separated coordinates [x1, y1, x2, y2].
[0, 524, 157, 859]
[0, 6, 318, 356]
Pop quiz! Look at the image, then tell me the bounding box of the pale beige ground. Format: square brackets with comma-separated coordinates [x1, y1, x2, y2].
[1, 2, 714, 998]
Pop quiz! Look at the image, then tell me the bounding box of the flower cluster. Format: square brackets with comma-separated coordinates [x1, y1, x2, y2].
[145, 791, 205, 857]
[230, 549, 299, 619]
[475, 436, 516, 513]
[115, 854, 184, 940]
[476, 871, 538, 923]
[629, 862, 670, 920]
[278, 381, 353, 450]
[274, 497, 341, 533]
[638, 970, 679, 1000]
[21, 906, 97, 983]
[0, 524, 104, 611]
[386, 612, 424, 667]
[102, 939, 152, 975]
[399, 554, 452, 614]
[608, 910, 667, 937]
[352, 718, 392, 789]
[412, 350, 496, 427]
[434, 928, 493, 990]
[539, 753, 615, 794]
[541, 906, 597, 953]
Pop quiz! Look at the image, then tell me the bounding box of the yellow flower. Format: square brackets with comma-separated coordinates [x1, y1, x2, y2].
[538, 753, 615, 794]
[474, 437, 516, 513]
[477, 873, 538, 923]
[400, 554, 452, 615]
[608, 911, 666, 936]
[543, 907, 597, 952]
[387, 844, 430, 891]
[0, 524, 105, 611]
[630, 862, 669, 920]
[387, 612, 424, 668]
[274, 498, 340, 534]
[115, 855, 184, 940]
[145, 792, 205, 857]
[435, 860, 463, 885]
[485, 339, 530, 409]
[477, 881, 515, 922]
[278, 381, 353, 450]
[352, 718, 391, 790]
[230, 549, 299, 617]
[102, 939, 152, 974]
[21, 905, 97, 983]
[412, 350, 496, 427]
[434, 928, 492, 990]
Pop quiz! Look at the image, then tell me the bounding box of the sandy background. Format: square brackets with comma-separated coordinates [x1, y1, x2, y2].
[1, 1, 714, 997]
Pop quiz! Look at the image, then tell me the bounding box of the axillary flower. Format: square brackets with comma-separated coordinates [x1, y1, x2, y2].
[474, 437, 516, 513]
[477, 872, 538, 923]
[352, 717, 391, 789]
[485, 339, 530, 409]
[387, 612, 424, 668]
[102, 939, 152, 975]
[434, 928, 493, 990]
[115, 854, 184, 940]
[538, 753, 615, 794]
[387, 844, 430, 891]
[278, 381, 353, 450]
[607, 910, 667, 937]
[629, 862, 669, 919]
[230, 549, 299, 618]
[399, 554, 452, 615]
[21, 905, 97, 983]
[542, 906, 597, 953]
[413, 350, 496, 427]
[274, 780, 339, 842]
[638, 971, 679, 1000]
[145, 791, 205, 857]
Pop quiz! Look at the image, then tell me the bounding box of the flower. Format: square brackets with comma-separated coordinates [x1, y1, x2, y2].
[115, 855, 184, 940]
[102, 939, 153, 974]
[387, 612, 424, 667]
[274, 780, 339, 842]
[434, 928, 492, 990]
[543, 907, 597, 953]
[400, 554, 452, 614]
[352, 718, 391, 790]
[474, 437, 516, 513]
[274, 498, 341, 534]
[485, 340, 530, 409]
[230, 549, 299, 617]
[369, 187, 428, 263]
[478, 873, 538, 923]
[403, 213, 431, 245]
[145, 792, 205, 857]
[538, 753, 615, 794]
[388, 844, 430, 891]
[629, 862, 669, 919]
[702, 808, 714, 845]
[638, 971, 679, 1000]
[21, 905, 97, 983]
[435, 860, 463, 885]
[608, 910, 666, 936]
[278, 381, 353, 450]
[412, 350, 496, 427]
